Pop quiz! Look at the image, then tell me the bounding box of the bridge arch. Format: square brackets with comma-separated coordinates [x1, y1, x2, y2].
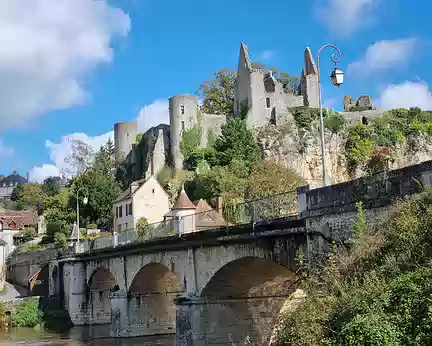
[87, 266, 118, 325]
[127, 262, 183, 336]
[30, 263, 50, 297]
[199, 257, 298, 345]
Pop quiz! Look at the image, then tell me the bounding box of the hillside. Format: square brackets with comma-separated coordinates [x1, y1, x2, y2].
[259, 107, 432, 188]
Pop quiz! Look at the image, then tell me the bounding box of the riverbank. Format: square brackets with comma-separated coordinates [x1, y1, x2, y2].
[0, 296, 72, 331]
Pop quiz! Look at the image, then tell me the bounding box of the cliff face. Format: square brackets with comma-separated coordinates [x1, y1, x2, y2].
[258, 121, 432, 188]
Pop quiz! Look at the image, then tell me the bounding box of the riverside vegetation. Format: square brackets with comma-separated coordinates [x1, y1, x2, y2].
[276, 189, 432, 345]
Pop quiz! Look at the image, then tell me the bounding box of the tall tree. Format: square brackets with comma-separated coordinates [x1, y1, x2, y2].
[72, 140, 121, 227]
[197, 69, 236, 115]
[213, 118, 261, 167]
[63, 139, 94, 177]
[42, 176, 61, 196]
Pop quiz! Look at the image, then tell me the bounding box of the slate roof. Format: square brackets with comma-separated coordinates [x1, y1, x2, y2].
[0, 172, 27, 185]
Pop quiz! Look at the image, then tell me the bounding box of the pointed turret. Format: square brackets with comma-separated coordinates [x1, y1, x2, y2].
[239, 42, 252, 72]
[171, 186, 196, 211]
[304, 47, 318, 75]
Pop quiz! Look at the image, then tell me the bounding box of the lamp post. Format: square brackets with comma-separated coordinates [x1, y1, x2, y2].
[76, 187, 88, 243]
[317, 44, 344, 186]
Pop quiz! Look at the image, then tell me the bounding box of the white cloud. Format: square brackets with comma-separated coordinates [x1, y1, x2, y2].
[314, 0, 377, 37]
[0, 0, 130, 130]
[0, 138, 14, 158]
[378, 81, 432, 111]
[259, 50, 275, 61]
[348, 38, 417, 76]
[29, 131, 113, 182]
[137, 100, 169, 133]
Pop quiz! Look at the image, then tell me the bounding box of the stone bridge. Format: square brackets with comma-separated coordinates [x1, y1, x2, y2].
[11, 160, 432, 345]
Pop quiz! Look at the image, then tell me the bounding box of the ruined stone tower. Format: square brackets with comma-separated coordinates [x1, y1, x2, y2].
[234, 43, 319, 129]
[169, 95, 199, 170]
[114, 122, 137, 159]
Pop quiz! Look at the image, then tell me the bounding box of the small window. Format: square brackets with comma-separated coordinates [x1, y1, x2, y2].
[181, 121, 185, 131]
[119, 206, 123, 218]
[116, 207, 118, 218]
[266, 97, 271, 108]
[180, 105, 185, 114]
[152, 189, 155, 194]
[129, 202, 132, 216]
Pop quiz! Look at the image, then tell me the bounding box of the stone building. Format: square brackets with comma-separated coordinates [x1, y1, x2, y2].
[114, 42, 321, 180]
[0, 172, 28, 202]
[112, 176, 170, 233]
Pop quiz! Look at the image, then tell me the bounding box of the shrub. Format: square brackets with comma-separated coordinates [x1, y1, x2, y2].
[136, 218, 151, 239]
[180, 126, 202, 159]
[275, 189, 432, 345]
[324, 111, 346, 134]
[345, 124, 375, 174]
[12, 299, 44, 328]
[54, 232, 68, 248]
[87, 223, 97, 230]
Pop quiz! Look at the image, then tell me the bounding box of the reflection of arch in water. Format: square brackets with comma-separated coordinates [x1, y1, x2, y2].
[200, 257, 298, 345]
[87, 267, 118, 325]
[127, 263, 183, 336]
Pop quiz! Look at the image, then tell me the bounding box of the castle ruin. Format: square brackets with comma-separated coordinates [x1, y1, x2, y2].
[114, 42, 380, 183]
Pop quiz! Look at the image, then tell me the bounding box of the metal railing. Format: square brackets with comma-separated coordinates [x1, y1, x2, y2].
[74, 190, 300, 254]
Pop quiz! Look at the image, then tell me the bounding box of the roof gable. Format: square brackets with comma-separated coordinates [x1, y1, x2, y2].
[113, 175, 170, 204]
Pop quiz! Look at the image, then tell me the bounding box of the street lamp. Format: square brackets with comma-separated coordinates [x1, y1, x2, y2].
[317, 44, 344, 186]
[76, 187, 88, 243]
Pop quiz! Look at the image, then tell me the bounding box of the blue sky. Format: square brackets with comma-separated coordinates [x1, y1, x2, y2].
[1, 0, 432, 180]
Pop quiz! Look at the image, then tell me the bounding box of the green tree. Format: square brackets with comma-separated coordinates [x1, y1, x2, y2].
[245, 161, 306, 199]
[42, 176, 61, 197]
[15, 184, 48, 211]
[71, 140, 121, 227]
[197, 69, 236, 115]
[213, 118, 261, 167]
[10, 184, 23, 202]
[63, 139, 94, 177]
[180, 126, 202, 159]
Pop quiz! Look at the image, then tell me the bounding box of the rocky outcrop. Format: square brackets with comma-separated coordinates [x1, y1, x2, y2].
[258, 121, 432, 188]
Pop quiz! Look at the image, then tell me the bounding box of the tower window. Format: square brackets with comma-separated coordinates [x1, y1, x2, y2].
[266, 97, 271, 108]
[180, 105, 185, 114]
[181, 121, 185, 131]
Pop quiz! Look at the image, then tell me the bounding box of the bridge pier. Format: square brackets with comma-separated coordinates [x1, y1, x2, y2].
[176, 295, 290, 346]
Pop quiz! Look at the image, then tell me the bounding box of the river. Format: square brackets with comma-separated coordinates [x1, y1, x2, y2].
[0, 326, 175, 346]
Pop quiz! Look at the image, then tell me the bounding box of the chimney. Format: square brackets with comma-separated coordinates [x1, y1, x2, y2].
[216, 196, 223, 216]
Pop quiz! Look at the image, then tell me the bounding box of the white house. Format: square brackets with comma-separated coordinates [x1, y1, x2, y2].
[112, 176, 170, 233]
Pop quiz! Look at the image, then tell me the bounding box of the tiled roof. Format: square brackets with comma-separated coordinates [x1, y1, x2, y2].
[0, 210, 38, 230]
[171, 189, 196, 210]
[194, 199, 227, 229]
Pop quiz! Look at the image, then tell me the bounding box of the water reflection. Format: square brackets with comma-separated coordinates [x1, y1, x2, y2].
[0, 326, 174, 346]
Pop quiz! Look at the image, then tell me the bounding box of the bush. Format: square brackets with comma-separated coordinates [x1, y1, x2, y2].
[345, 124, 375, 174]
[136, 218, 151, 239]
[324, 111, 346, 134]
[11, 299, 44, 327]
[87, 223, 97, 230]
[54, 232, 68, 248]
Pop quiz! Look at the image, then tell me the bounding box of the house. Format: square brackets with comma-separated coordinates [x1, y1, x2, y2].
[0, 210, 39, 255]
[164, 188, 227, 234]
[0, 171, 28, 202]
[112, 176, 170, 233]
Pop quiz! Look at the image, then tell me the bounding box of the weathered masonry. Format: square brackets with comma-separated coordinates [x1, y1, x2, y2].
[15, 160, 432, 345]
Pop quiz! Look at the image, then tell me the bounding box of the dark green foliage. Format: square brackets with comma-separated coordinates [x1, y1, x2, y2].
[10, 184, 23, 202]
[11, 299, 43, 327]
[42, 176, 61, 196]
[348, 106, 372, 112]
[183, 148, 219, 171]
[325, 111, 346, 134]
[276, 189, 432, 345]
[213, 118, 261, 167]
